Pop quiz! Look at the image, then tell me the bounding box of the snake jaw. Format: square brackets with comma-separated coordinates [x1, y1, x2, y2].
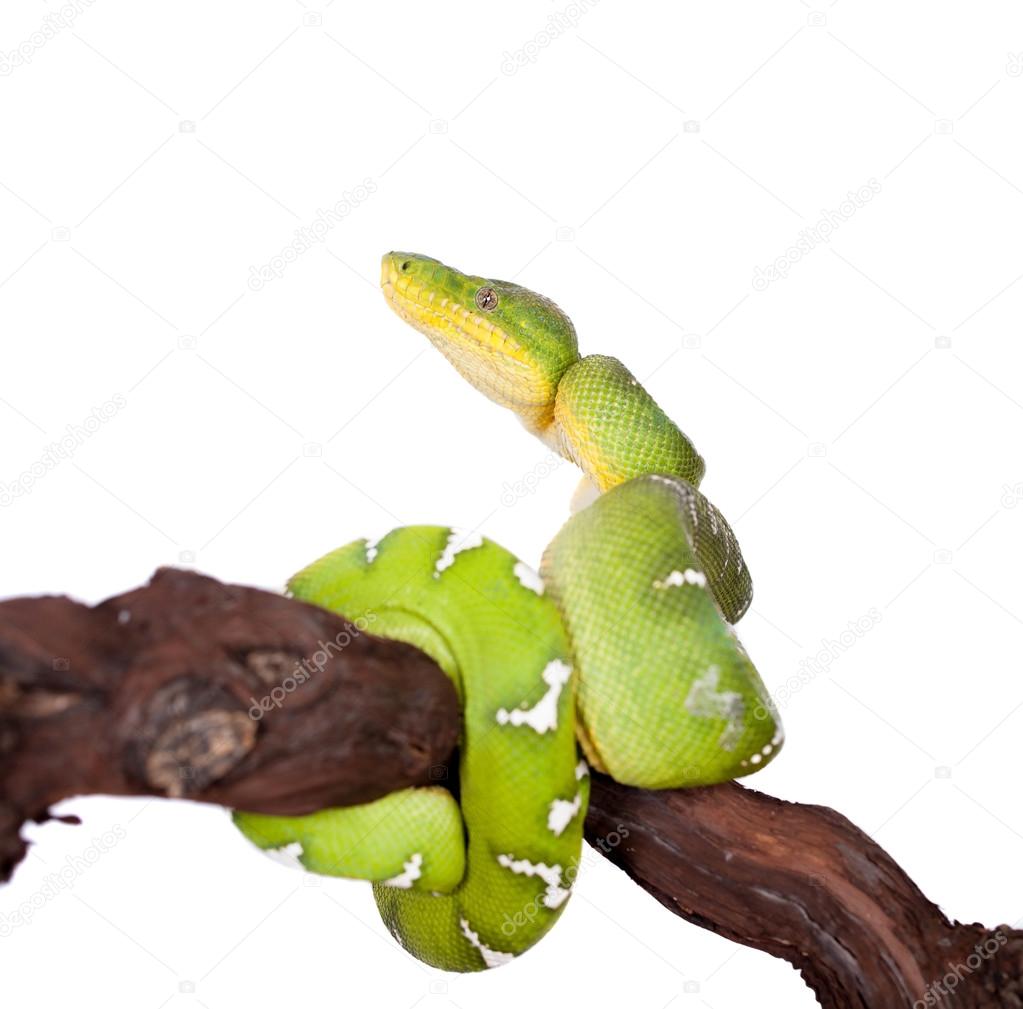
[382, 254, 527, 359]
[380, 252, 576, 435]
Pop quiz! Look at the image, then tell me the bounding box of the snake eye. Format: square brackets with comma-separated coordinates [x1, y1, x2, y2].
[475, 287, 499, 312]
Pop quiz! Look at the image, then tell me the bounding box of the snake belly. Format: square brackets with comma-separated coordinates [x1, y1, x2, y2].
[234, 526, 588, 972]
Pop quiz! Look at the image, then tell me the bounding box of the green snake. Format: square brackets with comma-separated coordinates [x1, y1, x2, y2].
[233, 252, 782, 972]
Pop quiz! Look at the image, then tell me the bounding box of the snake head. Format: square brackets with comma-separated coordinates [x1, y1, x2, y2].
[381, 252, 579, 434]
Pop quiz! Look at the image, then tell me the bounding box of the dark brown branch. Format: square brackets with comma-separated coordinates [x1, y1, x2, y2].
[0, 569, 459, 879]
[585, 776, 1023, 1008]
[2, 570, 1020, 1007]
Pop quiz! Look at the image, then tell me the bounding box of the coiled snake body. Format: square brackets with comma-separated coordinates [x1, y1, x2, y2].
[234, 253, 782, 971]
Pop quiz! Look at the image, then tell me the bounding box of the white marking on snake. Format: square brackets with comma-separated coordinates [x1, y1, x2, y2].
[495, 659, 571, 734]
[653, 568, 707, 589]
[513, 560, 545, 595]
[679, 486, 700, 534]
[381, 852, 423, 889]
[435, 528, 484, 577]
[547, 763, 589, 835]
[459, 918, 515, 968]
[547, 792, 582, 836]
[684, 665, 746, 751]
[496, 854, 570, 908]
[364, 537, 380, 564]
[261, 841, 304, 869]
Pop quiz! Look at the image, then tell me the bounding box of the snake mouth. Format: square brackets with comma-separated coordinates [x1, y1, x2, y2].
[380, 253, 556, 417]
[380, 253, 527, 363]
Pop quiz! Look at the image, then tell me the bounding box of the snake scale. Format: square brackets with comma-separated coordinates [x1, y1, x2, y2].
[233, 252, 783, 971]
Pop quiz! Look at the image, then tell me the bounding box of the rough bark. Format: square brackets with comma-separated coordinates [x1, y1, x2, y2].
[0, 569, 459, 879]
[585, 776, 1022, 1008]
[1, 569, 1019, 1007]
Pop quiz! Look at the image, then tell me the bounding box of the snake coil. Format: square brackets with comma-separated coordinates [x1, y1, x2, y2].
[234, 253, 782, 971]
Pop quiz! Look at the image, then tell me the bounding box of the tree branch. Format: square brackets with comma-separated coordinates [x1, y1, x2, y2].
[1, 570, 1019, 1007]
[0, 569, 459, 878]
[586, 776, 1022, 1008]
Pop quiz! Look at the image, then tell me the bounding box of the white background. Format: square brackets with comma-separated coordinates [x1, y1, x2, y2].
[2, 1, 1023, 1006]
